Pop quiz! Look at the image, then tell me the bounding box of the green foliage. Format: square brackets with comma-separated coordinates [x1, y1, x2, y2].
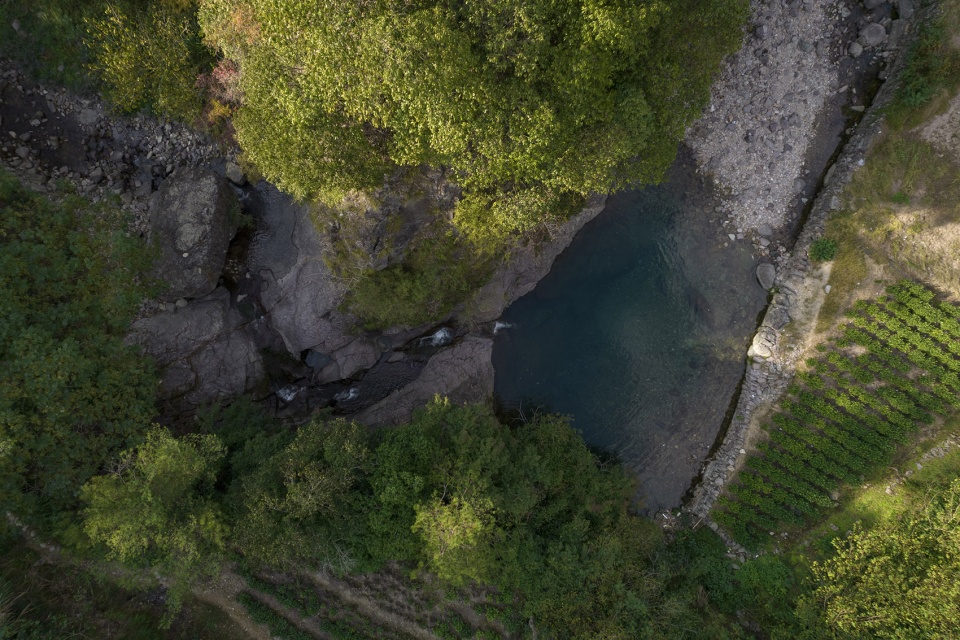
[809, 237, 838, 262]
[807, 479, 960, 638]
[81, 427, 229, 620]
[0, 171, 156, 519]
[201, 0, 747, 232]
[86, 1, 212, 121]
[235, 419, 372, 571]
[890, 190, 910, 204]
[365, 398, 668, 638]
[453, 186, 585, 250]
[344, 232, 491, 329]
[0, 532, 243, 640]
[0, 0, 94, 89]
[893, 12, 960, 115]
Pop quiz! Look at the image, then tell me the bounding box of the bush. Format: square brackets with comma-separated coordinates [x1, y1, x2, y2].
[894, 16, 960, 112]
[809, 237, 838, 262]
[86, 2, 211, 121]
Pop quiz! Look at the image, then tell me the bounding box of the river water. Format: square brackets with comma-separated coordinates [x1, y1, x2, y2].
[492, 150, 768, 513]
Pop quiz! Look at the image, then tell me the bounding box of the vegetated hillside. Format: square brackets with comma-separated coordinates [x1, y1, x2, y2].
[1, 0, 750, 329]
[716, 281, 960, 549]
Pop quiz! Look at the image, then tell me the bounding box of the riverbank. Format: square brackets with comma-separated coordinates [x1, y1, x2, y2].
[686, 0, 925, 545]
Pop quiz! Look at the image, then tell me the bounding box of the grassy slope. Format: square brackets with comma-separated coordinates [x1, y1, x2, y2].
[818, 0, 960, 331]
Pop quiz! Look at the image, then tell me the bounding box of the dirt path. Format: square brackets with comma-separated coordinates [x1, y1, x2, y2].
[194, 573, 273, 640]
[307, 570, 439, 640]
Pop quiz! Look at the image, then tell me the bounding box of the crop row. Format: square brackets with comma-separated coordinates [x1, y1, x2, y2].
[715, 282, 960, 549]
[849, 309, 960, 377]
[878, 299, 960, 355]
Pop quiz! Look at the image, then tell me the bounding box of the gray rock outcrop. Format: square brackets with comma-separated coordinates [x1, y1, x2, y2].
[246, 184, 355, 357]
[148, 168, 237, 300]
[126, 288, 264, 404]
[860, 23, 888, 48]
[356, 336, 494, 426]
[313, 338, 381, 384]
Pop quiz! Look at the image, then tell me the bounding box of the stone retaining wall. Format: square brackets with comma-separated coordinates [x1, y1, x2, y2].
[685, 2, 925, 544]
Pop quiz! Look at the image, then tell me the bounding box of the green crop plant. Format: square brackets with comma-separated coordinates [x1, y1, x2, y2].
[767, 429, 857, 483]
[748, 457, 833, 508]
[754, 444, 838, 494]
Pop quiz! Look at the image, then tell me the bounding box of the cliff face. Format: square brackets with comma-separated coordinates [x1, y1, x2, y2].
[0, 58, 608, 420]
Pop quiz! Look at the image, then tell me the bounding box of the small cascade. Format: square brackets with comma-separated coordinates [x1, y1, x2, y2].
[335, 387, 359, 402]
[418, 327, 453, 348]
[493, 321, 514, 334]
[276, 384, 301, 403]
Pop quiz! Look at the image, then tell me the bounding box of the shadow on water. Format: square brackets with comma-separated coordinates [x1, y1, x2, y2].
[493, 149, 769, 515]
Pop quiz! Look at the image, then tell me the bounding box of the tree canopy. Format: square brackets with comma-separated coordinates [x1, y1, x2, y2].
[807, 479, 960, 638]
[200, 0, 747, 236]
[81, 428, 229, 616]
[0, 170, 156, 518]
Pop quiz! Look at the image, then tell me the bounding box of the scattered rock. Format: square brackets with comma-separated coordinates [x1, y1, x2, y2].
[756, 263, 777, 290]
[898, 0, 914, 20]
[224, 161, 245, 186]
[849, 42, 863, 58]
[77, 108, 99, 126]
[860, 23, 888, 48]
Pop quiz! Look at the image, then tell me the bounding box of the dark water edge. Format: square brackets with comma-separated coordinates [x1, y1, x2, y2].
[492, 149, 768, 514]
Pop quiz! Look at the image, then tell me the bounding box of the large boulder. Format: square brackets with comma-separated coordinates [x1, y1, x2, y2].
[246, 182, 354, 356]
[148, 167, 237, 300]
[126, 288, 265, 404]
[127, 292, 229, 366]
[356, 336, 494, 426]
[756, 263, 777, 290]
[312, 338, 381, 384]
[185, 330, 264, 404]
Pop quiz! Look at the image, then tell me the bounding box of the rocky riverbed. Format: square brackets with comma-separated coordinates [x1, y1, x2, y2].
[689, 0, 912, 237]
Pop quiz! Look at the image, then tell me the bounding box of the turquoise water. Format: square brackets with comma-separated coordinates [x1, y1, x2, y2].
[492, 154, 768, 513]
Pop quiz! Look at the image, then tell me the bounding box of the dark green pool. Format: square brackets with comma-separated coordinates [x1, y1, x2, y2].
[492, 152, 768, 513]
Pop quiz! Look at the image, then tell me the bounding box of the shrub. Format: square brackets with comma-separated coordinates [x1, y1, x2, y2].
[809, 237, 838, 262]
[0, 170, 156, 518]
[86, 2, 211, 121]
[344, 232, 491, 329]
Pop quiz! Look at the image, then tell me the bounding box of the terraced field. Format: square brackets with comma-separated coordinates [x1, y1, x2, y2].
[715, 281, 960, 548]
